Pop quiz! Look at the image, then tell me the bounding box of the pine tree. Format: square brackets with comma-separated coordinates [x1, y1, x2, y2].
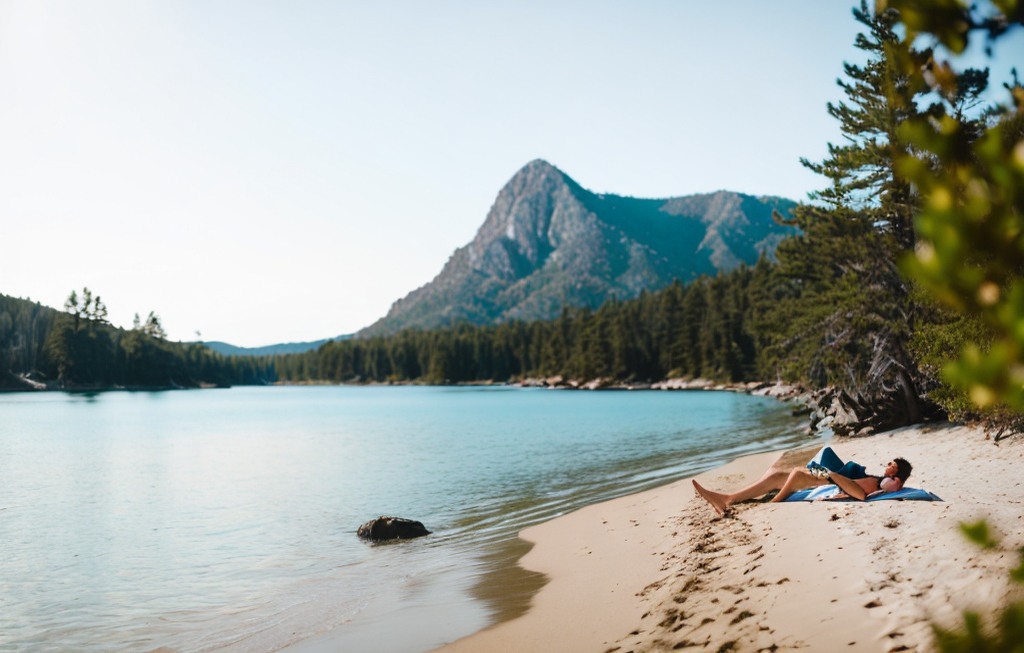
[800, 0, 925, 251]
[143, 312, 166, 340]
[755, 1, 963, 429]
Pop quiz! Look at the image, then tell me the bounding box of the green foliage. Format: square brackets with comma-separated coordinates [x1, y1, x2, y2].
[909, 290, 996, 420]
[1, 292, 274, 389]
[960, 520, 999, 549]
[879, 0, 1024, 54]
[881, 0, 1024, 411]
[933, 522, 1024, 653]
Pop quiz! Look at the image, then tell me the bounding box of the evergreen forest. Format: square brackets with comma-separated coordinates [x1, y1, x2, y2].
[0, 292, 274, 390]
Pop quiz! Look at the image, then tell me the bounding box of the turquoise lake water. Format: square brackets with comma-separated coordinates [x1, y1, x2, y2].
[0, 386, 812, 653]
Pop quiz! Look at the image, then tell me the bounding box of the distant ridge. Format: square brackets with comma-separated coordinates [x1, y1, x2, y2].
[361, 159, 798, 336]
[202, 335, 350, 357]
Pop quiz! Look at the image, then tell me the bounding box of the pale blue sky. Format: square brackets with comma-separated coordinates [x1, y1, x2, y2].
[1, 1, 1020, 346]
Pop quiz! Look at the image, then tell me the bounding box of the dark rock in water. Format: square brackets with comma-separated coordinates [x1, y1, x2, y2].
[357, 516, 430, 541]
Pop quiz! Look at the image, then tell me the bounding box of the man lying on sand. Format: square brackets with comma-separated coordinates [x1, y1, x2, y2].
[693, 457, 913, 516]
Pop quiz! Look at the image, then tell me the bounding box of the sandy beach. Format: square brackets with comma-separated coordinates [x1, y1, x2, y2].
[434, 423, 1024, 652]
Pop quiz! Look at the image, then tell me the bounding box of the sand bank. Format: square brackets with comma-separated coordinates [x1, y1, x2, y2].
[434, 423, 1023, 652]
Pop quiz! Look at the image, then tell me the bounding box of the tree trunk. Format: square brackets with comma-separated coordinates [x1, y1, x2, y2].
[898, 367, 922, 425]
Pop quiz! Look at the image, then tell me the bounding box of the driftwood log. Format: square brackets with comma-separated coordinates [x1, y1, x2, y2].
[801, 385, 943, 436]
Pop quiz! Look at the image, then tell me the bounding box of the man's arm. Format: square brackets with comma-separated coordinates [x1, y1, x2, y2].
[828, 472, 868, 500]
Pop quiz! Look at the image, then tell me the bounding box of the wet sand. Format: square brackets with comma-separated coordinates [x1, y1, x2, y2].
[433, 423, 1024, 652]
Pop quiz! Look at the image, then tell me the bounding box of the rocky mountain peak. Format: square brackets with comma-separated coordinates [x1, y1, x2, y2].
[360, 161, 798, 336]
[468, 159, 580, 280]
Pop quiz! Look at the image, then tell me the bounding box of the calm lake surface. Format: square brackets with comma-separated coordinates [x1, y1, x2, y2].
[0, 386, 811, 653]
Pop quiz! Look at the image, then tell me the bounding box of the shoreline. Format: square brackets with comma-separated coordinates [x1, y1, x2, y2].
[4, 374, 804, 400]
[271, 377, 801, 395]
[432, 422, 1023, 652]
[0, 376, 795, 395]
[270, 390, 814, 653]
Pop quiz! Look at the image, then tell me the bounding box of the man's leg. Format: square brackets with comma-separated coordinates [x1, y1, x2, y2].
[768, 468, 827, 502]
[693, 469, 793, 516]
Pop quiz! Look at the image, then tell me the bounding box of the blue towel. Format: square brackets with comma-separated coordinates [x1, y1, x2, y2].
[785, 486, 943, 502]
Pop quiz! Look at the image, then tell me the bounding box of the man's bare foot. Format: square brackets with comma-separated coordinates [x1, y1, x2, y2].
[693, 480, 729, 516]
